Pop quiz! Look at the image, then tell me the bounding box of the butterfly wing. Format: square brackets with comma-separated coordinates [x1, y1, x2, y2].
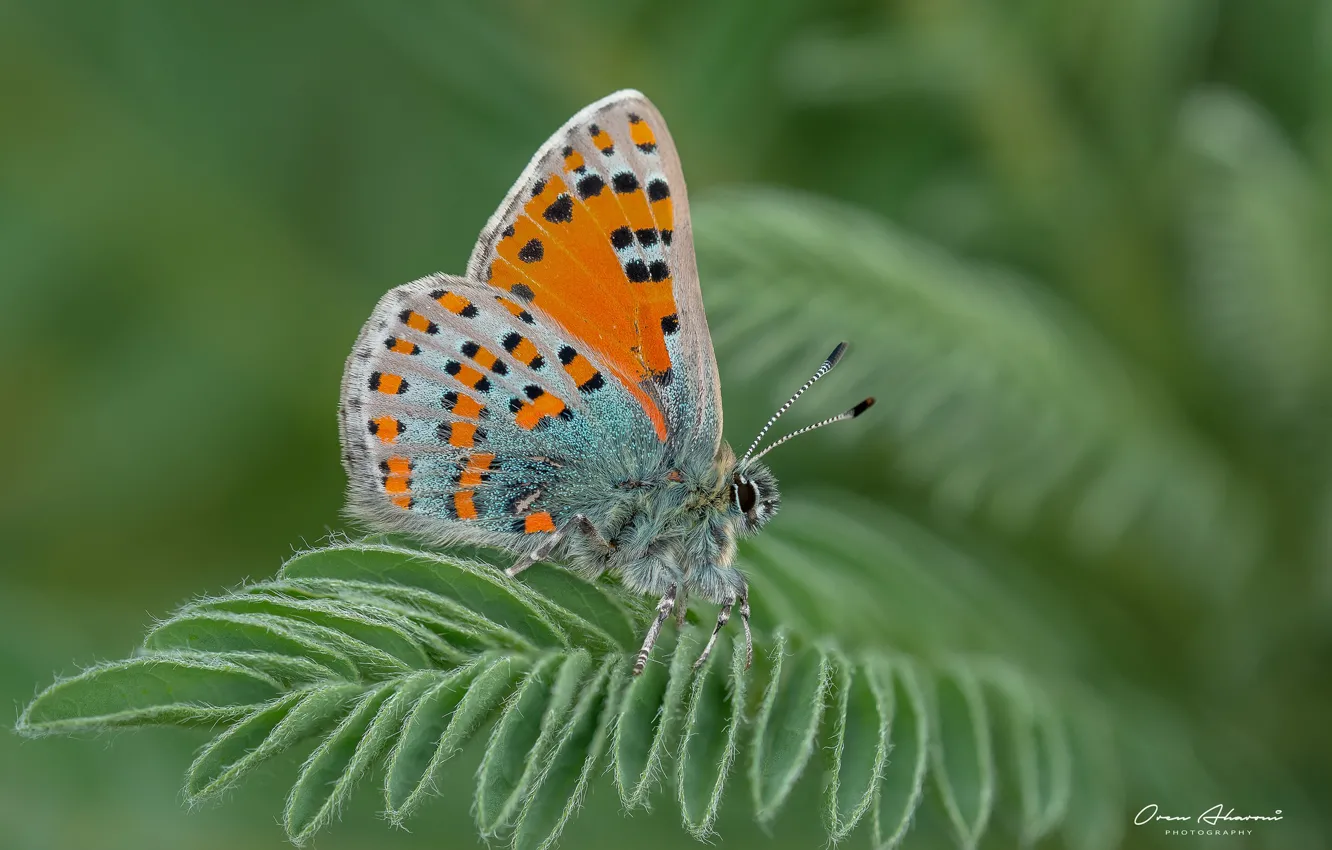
[339, 274, 664, 548]
[465, 90, 722, 455]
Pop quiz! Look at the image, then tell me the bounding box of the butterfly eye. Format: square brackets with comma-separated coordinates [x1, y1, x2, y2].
[734, 477, 757, 514]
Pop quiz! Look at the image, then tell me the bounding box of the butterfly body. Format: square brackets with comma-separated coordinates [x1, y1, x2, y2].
[339, 91, 867, 674]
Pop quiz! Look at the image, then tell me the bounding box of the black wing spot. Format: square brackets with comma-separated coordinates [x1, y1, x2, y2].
[625, 260, 650, 283]
[635, 228, 658, 247]
[524, 384, 545, 400]
[368, 372, 382, 391]
[612, 172, 640, 194]
[661, 313, 679, 335]
[661, 229, 673, 246]
[517, 238, 544, 263]
[511, 283, 535, 302]
[502, 332, 522, 352]
[558, 345, 577, 364]
[649, 260, 669, 282]
[461, 304, 479, 318]
[610, 226, 634, 250]
[502, 224, 516, 238]
[531, 178, 546, 198]
[542, 194, 574, 223]
[576, 174, 605, 199]
[647, 179, 670, 201]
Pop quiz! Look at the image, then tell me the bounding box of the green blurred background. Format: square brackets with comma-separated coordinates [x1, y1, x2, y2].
[4, 0, 1332, 848]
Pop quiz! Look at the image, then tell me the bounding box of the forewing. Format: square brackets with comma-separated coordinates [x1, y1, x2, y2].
[466, 90, 722, 453]
[339, 274, 661, 549]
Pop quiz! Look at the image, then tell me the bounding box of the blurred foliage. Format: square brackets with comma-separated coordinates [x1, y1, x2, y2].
[3, 0, 1331, 849]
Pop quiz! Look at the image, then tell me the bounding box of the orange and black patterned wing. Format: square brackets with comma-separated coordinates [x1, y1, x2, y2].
[339, 274, 665, 548]
[466, 90, 722, 454]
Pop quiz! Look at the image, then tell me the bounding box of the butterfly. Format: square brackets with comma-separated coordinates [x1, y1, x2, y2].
[339, 90, 872, 675]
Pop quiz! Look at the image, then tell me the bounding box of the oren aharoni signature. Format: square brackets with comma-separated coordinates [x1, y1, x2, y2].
[1135, 804, 1284, 826]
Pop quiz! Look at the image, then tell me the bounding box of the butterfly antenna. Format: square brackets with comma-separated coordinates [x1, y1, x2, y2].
[749, 397, 875, 462]
[742, 343, 851, 462]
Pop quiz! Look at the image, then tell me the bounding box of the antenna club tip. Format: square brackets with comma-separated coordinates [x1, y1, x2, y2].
[851, 397, 875, 417]
[825, 342, 849, 368]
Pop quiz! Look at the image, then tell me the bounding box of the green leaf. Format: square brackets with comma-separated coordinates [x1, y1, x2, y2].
[823, 651, 892, 841]
[18, 542, 1099, 848]
[294, 577, 537, 652]
[199, 593, 434, 669]
[676, 629, 747, 839]
[873, 658, 930, 850]
[284, 673, 437, 843]
[281, 544, 568, 647]
[611, 626, 698, 809]
[475, 651, 590, 837]
[145, 611, 360, 680]
[511, 655, 621, 850]
[748, 633, 833, 825]
[17, 654, 281, 735]
[185, 682, 364, 802]
[980, 665, 1073, 845]
[384, 654, 530, 822]
[930, 664, 996, 850]
[517, 562, 638, 650]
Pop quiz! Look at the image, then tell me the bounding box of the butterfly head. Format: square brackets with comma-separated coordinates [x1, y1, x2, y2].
[730, 459, 780, 534]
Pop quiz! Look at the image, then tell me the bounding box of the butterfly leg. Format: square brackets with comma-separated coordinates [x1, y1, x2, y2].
[739, 593, 753, 670]
[507, 513, 610, 577]
[692, 594, 735, 670]
[632, 584, 678, 676]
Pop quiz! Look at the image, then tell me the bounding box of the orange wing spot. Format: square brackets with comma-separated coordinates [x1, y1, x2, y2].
[449, 421, 480, 448]
[448, 362, 489, 390]
[563, 148, 585, 172]
[496, 296, 530, 319]
[391, 494, 413, 509]
[637, 300, 676, 376]
[524, 512, 556, 534]
[515, 392, 569, 430]
[452, 393, 485, 418]
[453, 491, 478, 520]
[384, 475, 409, 494]
[457, 452, 495, 487]
[651, 196, 674, 232]
[375, 373, 404, 395]
[562, 352, 599, 387]
[436, 290, 473, 315]
[510, 337, 541, 366]
[468, 345, 500, 371]
[387, 337, 418, 355]
[629, 118, 657, 151]
[384, 456, 411, 476]
[617, 185, 657, 233]
[403, 311, 434, 333]
[371, 416, 401, 444]
[458, 469, 484, 487]
[468, 452, 496, 470]
[590, 126, 613, 153]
